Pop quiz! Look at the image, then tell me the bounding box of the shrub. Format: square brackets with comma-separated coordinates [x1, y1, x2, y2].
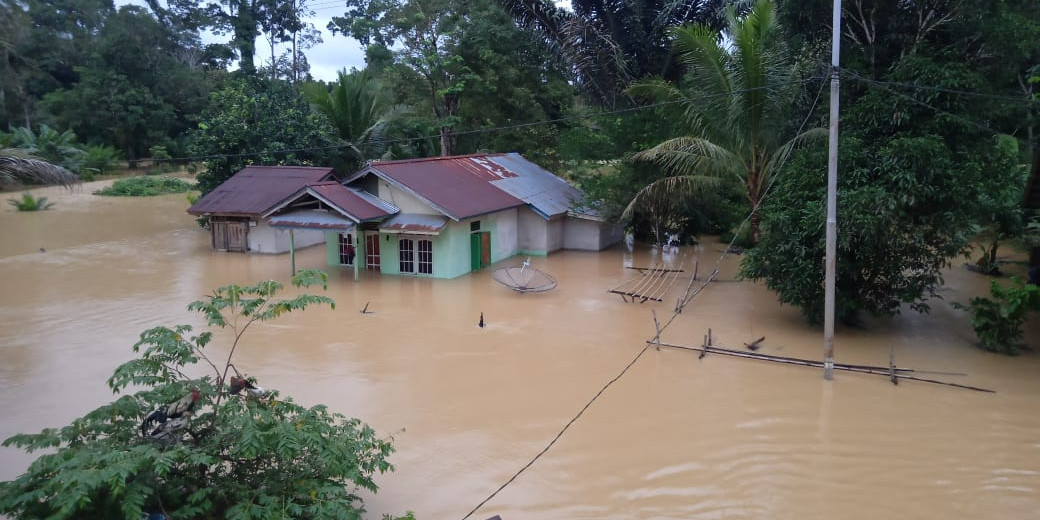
[81, 145, 122, 177]
[147, 145, 177, 175]
[94, 176, 195, 196]
[7, 192, 55, 211]
[954, 276, 1040, 354]
[0, 271, 399, 519]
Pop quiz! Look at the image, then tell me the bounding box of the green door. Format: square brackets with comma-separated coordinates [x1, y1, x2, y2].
[470, 233, 481, 271]
[470, 232, 491, 271]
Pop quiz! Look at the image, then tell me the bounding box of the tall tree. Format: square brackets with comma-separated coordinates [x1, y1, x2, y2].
[744, 0, 1038, 324]
[191, 77, 339, 195]
[330, 0, 573, 158]
[625, 0, 825, 244]
[497, 0, 731, 107]
[330, 0, 476, 156]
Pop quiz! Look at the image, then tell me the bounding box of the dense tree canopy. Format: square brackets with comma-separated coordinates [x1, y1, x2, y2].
[192, 77, 340, 195]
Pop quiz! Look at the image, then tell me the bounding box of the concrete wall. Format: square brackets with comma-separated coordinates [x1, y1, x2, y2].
[562, 217, 622, 251]
[484, 208, 518, 262]
[516, 207, 547, 255]
[248, 220, 324, 254]
[377, 180, 434, 214]
[546, 216, 564, 253]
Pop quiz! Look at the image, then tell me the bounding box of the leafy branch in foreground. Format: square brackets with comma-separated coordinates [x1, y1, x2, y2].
[0, 270, 402, 520]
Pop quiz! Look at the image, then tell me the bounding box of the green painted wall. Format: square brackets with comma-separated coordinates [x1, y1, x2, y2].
[324, 231, 339, 266]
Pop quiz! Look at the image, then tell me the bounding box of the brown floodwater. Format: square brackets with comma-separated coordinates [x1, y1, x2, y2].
[2, 181, 1039, 520]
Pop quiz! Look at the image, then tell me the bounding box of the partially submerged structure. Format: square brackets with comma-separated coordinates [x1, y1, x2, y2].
[187, 166, 334, 253]
[189, 154, 623, 279]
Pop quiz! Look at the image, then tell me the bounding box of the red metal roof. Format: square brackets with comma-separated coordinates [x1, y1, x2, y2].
[299, 182, 397, 222]
[366, 155, 525, 220]
[187, 166, 334, 216]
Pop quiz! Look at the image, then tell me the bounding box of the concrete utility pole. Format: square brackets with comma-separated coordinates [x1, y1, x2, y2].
[824, 0, 842, 380]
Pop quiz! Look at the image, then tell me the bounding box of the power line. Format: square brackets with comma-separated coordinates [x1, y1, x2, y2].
[842, 70, 1039, 106]
[161, 80, 820, 164]
[457, 75, 831, 519]
[458, 343, 652, 520]
[845, 71, 1011, 136]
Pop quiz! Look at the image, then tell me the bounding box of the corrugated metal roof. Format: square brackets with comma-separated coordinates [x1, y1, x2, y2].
[379, 213, 448, 234]
[306, 182, 398, 221]
[486, 154, 585, 219]
[268, 210, 356, 230]
[187, 166, 334, 216]
[365, 155, 525, 220]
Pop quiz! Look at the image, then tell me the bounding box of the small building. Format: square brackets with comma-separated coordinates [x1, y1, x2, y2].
[190, 154, 623, 279]
[187, 166, 334, 253]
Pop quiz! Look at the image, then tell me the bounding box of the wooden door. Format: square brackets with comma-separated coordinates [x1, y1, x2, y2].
[365, 233, 381, 270]
[480, 232, 491, 266]
[229, 222, 247, 251]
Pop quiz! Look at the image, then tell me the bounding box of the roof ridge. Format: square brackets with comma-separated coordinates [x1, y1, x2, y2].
[370, 153, 507, 166]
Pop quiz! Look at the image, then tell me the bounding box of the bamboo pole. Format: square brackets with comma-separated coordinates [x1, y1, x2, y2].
[650, 340, 995, 393]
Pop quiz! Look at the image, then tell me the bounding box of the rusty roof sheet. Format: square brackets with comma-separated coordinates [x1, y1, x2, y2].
[302, 182, 397, 221]
[379, 213, 448, 234]
[187, 166, 334, 216]
[364, 154, 525, 220]
[486, 154, 585, 219]
[268, 210, 357, 230]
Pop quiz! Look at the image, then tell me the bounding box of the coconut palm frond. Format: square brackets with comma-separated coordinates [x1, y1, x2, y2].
[0, 149, 79, 187]
[761, 127, 828, 183]
[626, 78, 686, 104]
[620, 174, 723, 223]
[633, 136, 744, 180]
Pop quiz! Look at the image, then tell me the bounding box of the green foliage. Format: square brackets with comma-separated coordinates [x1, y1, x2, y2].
[624, 0, 825, 244]
[146, 145, 178, 175]
[191, 78, 339, 196]
[742, 130, 1025, 325]
[0, 270, 399, 520]
[81, 144, 123, 179]
[9, 125, 87, 173]
[93, 176, 196, 197]
[7, 192, 55, 211]
[301, 68, 409, 168]
[954, 277, 1040, 354]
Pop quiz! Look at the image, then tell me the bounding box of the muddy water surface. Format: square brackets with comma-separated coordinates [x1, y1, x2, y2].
[2, 182, 1039, 520]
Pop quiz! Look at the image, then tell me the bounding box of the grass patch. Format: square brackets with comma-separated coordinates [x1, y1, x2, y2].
[94, 176, 195, 197]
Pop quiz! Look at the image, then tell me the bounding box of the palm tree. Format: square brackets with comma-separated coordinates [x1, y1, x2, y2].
[624, 0, 824, 244]
[301, 69, 409, 166]
[0, 148, 79, 187]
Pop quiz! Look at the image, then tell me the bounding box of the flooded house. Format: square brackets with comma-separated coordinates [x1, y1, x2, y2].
[188, 153, 623, 278]
[186, 165, 335, 253]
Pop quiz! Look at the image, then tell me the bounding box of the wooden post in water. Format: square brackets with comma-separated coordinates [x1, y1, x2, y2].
[823, 0, 843, 380]
[289, 229, 296, 276]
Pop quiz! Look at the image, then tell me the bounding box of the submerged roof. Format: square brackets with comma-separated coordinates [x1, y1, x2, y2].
[265, 181, 398, 223]
[349, 153, 587, 221]
[187, 166, 334, 216]
[379, 213, 448, 234]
